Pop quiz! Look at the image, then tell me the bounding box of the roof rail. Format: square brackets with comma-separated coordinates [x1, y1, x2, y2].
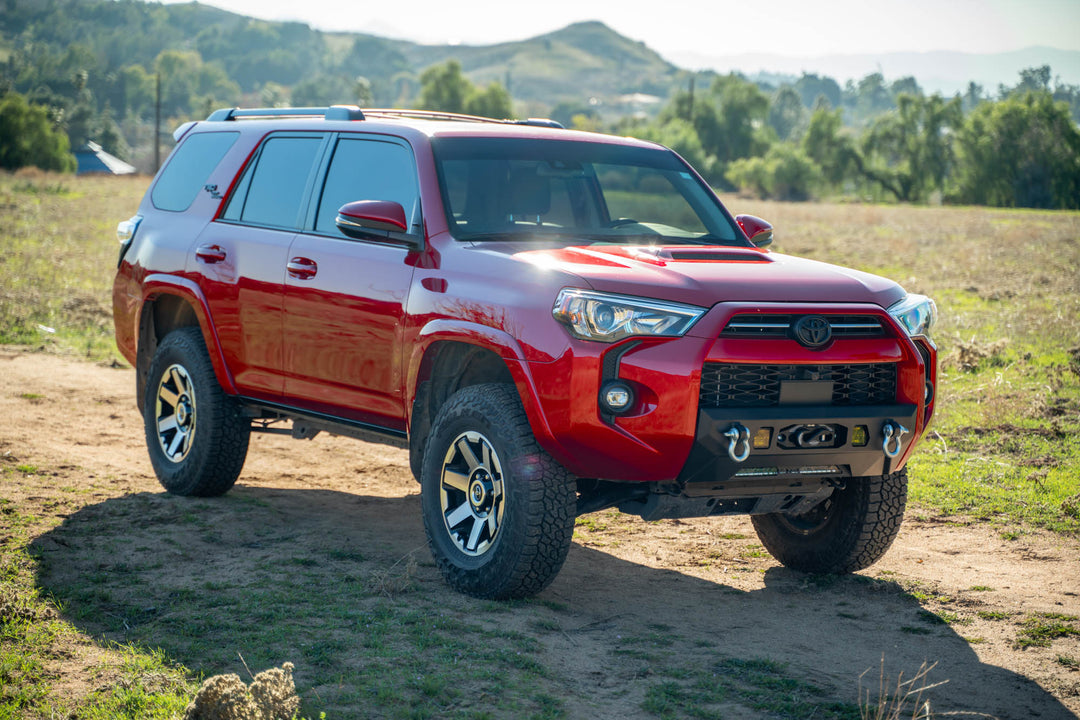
[361, 109, 564, 128]
[205, 105, 366, 122]
[203, 106, 564, 128]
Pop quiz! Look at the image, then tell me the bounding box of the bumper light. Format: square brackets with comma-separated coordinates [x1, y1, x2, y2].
[600, 380, 635, 414]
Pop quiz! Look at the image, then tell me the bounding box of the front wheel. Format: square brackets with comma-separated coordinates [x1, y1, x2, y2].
[420, 384, 577, 599]
[751, 469, 908, 574]
[143, 327, 250, 497]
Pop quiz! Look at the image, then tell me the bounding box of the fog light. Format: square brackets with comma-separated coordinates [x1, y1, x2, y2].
[752, 427, 772, 449]
[600, 381, 634, 414]
[925, 381, 935, 404]
[852, 425, 869, 447]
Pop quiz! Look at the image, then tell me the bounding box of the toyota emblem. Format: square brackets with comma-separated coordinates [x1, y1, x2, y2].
[793, 315, 832, 348]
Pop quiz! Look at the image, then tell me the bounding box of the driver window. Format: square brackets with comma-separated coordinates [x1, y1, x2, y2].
[315, 138, 420, 236]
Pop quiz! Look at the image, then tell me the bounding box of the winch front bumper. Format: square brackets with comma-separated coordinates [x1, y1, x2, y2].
[677, 403, 919, 494]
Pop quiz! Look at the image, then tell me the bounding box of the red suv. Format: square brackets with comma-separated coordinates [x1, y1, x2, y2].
[113, 106, 937, 599]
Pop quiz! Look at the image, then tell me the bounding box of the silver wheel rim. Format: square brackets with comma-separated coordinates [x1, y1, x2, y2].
[155, 364, 196, 463]
[440, 431, 505, 557]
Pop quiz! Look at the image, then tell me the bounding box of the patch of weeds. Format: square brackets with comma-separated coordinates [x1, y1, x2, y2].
[740, 544, 768, 559]
[1014, 615, 1080, 649]
[1000, 529, 1022, 541]
[803, 573, 841, 590]
[642, 655, 858, 720]
[964, 636, 988, 644]
[324, 548, 365, 562]
[1057, 655, 1079, 671]
[923, 610, 969, 626]
[976, 610, 1011, 621]
[529, 618, 561, 633]
[899, 626, 932, 635]
[575, 515, 608, 532]
[18, 392, 44, 401]
[968, 585, 994, 592]
[717, 532, 747, 540]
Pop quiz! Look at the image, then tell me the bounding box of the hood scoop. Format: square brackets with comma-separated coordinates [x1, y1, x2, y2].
[630, 246, 772, 263]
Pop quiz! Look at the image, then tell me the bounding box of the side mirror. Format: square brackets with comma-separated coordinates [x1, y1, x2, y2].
[735, 214, 773, 248]
[336, 200, 409, 240]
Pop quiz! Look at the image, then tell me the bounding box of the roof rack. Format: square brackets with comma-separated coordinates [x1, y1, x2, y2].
[206, 106, 366, 122]
[204, 106, 564, 128]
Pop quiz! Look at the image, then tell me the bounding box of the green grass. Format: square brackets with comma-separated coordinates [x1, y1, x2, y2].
[641, 657, 860, 720]
[0, 503, 194, 718]
[1014, 614, 1080, 649]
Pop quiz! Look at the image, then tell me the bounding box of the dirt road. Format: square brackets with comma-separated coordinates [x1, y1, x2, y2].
[1, 348, 1077, 718]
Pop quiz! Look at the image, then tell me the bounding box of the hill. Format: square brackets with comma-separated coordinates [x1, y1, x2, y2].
[0, 1, 682, 108]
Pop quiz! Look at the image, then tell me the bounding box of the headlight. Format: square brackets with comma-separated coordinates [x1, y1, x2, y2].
[888, 294, 937, 338]
[552, 288, 704, 343]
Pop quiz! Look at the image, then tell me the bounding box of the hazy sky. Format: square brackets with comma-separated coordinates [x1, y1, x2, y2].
[167, 0, 1080, 59]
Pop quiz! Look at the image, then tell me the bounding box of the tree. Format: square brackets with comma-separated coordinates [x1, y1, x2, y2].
[708, 74, 771, 165]
[629, 117, 711, 176]
[794, 73, 841, 109]
[802, 106, 860, 188]
[418, 60, 471, 114]
[768, 86, 805, 141]
[0, 92, 76, 172]
[418, 60, 514, 119]
[727, 143, 822, 201]
[859, 93, 962, 202]
[464, 82, 512, 119]
[952, 91, 1080, 209]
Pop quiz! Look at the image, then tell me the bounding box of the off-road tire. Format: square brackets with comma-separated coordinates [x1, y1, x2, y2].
[143, 327, 250, 497]
[751, 469, 907, 574]
[420, 383, 576, 599]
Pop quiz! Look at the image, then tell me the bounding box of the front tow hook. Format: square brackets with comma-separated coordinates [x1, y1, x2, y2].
[723, 424, 751, 463]
[882, 421, 909, 458]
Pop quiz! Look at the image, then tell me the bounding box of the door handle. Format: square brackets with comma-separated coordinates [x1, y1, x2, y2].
[287, 257, 318, 279]
[195, 244, 227, 263]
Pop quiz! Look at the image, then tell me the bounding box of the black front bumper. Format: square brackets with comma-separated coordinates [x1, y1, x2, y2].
[677, 403, 918, 494]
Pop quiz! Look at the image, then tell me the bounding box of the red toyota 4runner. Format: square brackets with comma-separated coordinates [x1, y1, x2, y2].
[113, 106, 937, 599]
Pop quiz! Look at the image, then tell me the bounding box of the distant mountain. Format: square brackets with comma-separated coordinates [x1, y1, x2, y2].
[669, 46, 1080, 95]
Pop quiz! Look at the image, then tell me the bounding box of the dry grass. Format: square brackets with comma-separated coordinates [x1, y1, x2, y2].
[0, 170, 148, 359]
[183, 662, 300, 720]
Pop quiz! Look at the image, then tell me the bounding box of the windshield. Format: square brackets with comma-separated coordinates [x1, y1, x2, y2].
[432, 137, 745, 245]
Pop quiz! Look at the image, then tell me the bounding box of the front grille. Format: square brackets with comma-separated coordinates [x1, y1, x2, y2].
[700, 363, 897, 408]
[722, 314, 885, 338]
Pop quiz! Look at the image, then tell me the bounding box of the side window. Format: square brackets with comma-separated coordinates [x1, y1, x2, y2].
[225, 136, 323, 229]
[314, 138, 420, 236]
[151, 132, 238, 212]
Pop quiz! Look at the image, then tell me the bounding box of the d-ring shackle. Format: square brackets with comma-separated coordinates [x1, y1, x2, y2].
[882, 421, 909, 458]
[723, 424, 751, 463]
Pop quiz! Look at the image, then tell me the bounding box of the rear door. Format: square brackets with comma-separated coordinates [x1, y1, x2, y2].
[196, 132, 328, 401]
[281, 134, 422, 431]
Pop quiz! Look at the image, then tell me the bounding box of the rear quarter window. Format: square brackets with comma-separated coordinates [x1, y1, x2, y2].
[151, 132, 239, 212]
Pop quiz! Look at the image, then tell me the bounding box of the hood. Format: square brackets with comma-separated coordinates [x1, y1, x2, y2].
[504, 244, 906, 308]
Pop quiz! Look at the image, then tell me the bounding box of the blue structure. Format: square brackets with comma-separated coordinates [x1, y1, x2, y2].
[75, 142, 136, 175]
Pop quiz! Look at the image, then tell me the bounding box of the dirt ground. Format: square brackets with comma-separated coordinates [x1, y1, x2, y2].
[1, 347, 1078, 719]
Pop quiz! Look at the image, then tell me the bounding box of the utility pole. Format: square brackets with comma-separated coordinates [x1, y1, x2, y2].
[687, 76, 695, 122]
[154, 72, 161, 173]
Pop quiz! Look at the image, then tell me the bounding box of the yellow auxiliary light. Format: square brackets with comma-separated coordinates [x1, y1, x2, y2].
[852, 425, 869, 447]
[752, 427, 772, 449]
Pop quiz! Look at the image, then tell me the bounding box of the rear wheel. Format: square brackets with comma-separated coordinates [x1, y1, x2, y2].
[751, 469, 907, 574]
[420, 384, 576, 599]
[143, 327, 250, 497]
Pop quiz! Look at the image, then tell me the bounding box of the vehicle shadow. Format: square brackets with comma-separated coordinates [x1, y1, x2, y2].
[31, 485, 1071, 720]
